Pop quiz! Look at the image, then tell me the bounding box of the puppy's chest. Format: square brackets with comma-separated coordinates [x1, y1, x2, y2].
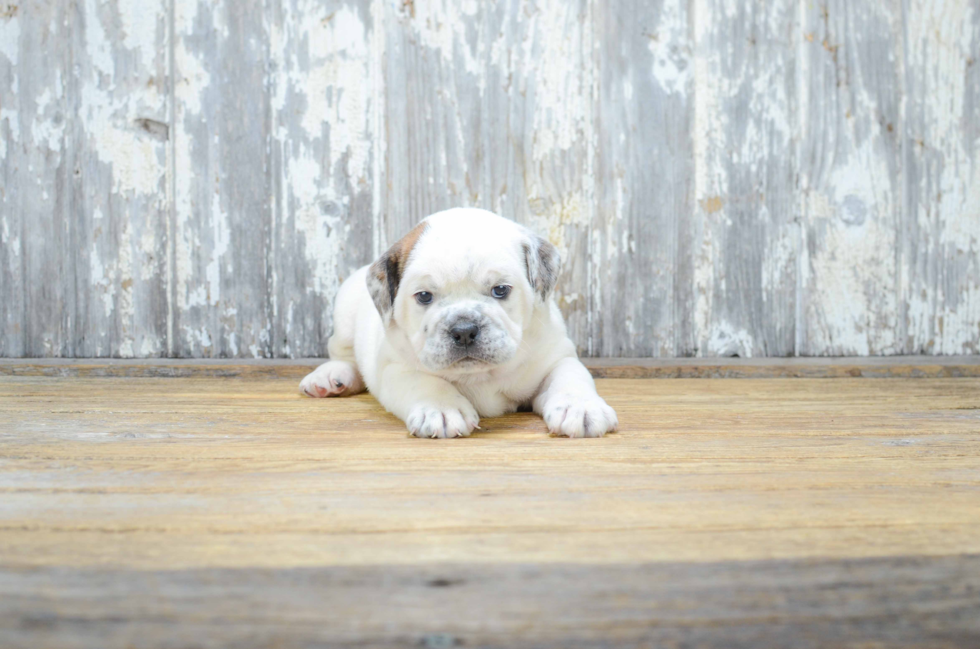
[455, 381, 527, 418]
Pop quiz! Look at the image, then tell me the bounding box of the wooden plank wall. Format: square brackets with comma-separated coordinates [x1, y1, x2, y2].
[1, 0, 978, 358]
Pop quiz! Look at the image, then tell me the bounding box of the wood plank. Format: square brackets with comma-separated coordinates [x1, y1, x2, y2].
[171, 0, 273, 357]
[689, 0, 798, 358]
[1, 376, 979, 569]
[71, 0, 170, 357]
[2, 557, 978, 648]
[903, 0, 980, 354]
[383, 0, 594, 353]
[0, 1, 26, 357]
[268, 0, 378, 358]
[799, 0, 906, 355]
[381, 0, 485, 241]
[3, 356, 980, 379]
[1, 375, 979, 645]
[0, 1, 72, 356]
[592, 0, 692, 357]
[482, 0, 593, 353]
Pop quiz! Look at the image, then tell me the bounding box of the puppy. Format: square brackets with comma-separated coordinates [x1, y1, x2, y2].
[300, 208, 618, 439]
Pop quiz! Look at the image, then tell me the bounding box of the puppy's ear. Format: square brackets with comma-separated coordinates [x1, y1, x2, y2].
[366, 221, 430, 325]
[522, 234, 561, 301]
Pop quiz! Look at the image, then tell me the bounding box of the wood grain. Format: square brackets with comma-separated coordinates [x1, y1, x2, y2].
[72, 0, 171, 357]
[1, 375, 979, 646]
[382, 0, 485, 242]
[171, 0, 274, 358]
[903, 0, 980, 355]
[383, 0, 594, 352]
[593, 0, 691, 357]
[0, 0, 72, 357]
[482, 0, 593, 354]
[799, 0, 905, 355]
[3, 557, 979, 648]
[268, 0, 379, 358]
[690, 0, 798, 357]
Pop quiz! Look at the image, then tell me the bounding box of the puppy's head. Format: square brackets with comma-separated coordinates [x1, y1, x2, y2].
[367, 208, 560, 375]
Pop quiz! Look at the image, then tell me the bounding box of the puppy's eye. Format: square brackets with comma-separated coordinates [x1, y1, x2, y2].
[491, 285, 511, 300]
[415, 291, 434, 305]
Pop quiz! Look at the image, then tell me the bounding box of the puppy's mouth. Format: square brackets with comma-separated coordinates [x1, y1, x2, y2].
[417, 317, 517, 372]
[452, 356, 489, 366]
[440, 347, 506, 371]
[450, 353, 492, 366]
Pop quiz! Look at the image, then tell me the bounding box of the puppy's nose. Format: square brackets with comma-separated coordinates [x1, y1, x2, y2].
[450, 322, 480, 347]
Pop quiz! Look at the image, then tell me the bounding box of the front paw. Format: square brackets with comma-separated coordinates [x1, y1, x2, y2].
[406, 401, 480, 439]
[543, 394, 618, 438]
[300, 361, 360, 398]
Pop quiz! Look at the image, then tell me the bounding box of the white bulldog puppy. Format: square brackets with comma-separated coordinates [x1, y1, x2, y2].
[300, 208, 617, 439]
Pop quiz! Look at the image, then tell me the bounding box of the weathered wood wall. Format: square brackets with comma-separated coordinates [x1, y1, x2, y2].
[1, 0, 978, 358]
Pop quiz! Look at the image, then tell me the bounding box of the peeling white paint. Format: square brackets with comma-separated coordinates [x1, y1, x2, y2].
[526, 1, 586, 160]
[409, 0, 482, 79]
[31, 86, 65, 152]
[140, 336, 160, 357]
[0, 9, 19, 163]
[648, 0, 689, 96]
[182, 325, 213, 352]
[369, 0, 387, 256]
[5, 0, 980, 359]
[205, 189, 229, 306]
[88, 246, 113, 318]
[83, 0, 115, 77]
[805, 142, 901, 356]
[172, 113, 196, 312]
[79, 0, 167, 198]
[690, 0, 800, 356]
[174, 41, 210, 116]
[762, 225, 796, 296]
[487, 1, 594, 340]
[86, 115, 163, 195]
[270, 0, 375, 321]
[118, 2, 160, 53]
[691, 0, 728, 355]
[903, 0, 980, 354]
[706, 322, 755, 358]
[172, 1, 210, 317]
[300, 5, 371, 182]
[527, 192, 587, 267]
[288, 149, 342, 295]
[0, 10, 20, 67]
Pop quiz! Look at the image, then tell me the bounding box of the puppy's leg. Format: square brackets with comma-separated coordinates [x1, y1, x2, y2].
[300, 272, 366, 399]
[299, 330, 366, 398]
[533, 357, 618, 438]
[300, 360, 365, 398]
[376, 364, 480, 439]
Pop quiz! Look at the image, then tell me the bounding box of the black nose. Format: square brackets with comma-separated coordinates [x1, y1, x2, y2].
[450, 322, 480, 347]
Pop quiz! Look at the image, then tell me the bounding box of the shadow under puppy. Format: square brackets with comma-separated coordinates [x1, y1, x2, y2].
[300, 208, 618, 439]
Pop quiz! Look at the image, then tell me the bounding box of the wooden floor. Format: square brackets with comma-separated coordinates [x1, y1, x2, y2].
[2, 370, 980, 647]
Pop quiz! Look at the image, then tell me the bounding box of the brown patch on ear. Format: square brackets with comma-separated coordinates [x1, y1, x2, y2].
[523, 234, 561, 301]
[366, 221, 430, 325]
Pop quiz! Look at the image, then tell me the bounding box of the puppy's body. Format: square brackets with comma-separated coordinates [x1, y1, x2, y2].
[301, 208, 617, 438]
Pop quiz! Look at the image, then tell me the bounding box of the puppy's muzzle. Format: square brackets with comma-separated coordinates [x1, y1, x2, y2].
[449, 321, 480, 347]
